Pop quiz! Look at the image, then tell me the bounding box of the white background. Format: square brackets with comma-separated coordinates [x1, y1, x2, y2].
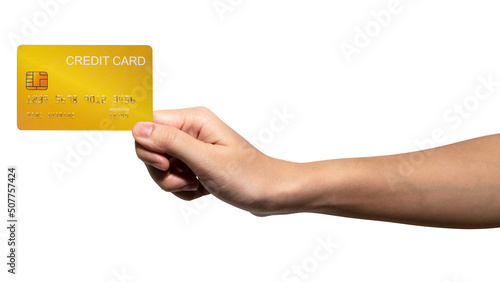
[1, 0, 500, 281]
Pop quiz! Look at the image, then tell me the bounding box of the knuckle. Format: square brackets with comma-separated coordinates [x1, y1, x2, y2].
[193, 106, 213, 118]
[157, 125, 178, 153]
[192, 107, 215, 129]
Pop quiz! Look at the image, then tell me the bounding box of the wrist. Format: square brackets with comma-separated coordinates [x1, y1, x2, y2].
[255, 157, 370, 216]
[272, 159, 373, 216]
[265, 160, 331, 215]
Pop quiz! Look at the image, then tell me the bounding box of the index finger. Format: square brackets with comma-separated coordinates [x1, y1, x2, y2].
[152, 107, 229, 145]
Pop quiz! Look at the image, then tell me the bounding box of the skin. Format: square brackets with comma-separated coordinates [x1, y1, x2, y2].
[132, 107, 500, 229]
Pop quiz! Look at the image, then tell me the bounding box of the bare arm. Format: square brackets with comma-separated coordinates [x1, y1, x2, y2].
[287, 134, 500, 228]
[133, 107, 500, 229]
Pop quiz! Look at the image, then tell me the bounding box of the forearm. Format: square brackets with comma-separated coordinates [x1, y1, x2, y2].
[287, 134, 500, 228]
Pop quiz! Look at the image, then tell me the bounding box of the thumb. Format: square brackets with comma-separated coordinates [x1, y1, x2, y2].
[132, 122, 211, 170]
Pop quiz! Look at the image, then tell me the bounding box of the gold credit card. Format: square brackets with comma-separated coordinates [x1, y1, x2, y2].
[17, 45, 152, 130]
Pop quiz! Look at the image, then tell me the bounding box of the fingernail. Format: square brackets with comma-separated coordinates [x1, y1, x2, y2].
[134, 122, 153, 138]
[180, 183, 198, 191]
[151, 163, 165, 171]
